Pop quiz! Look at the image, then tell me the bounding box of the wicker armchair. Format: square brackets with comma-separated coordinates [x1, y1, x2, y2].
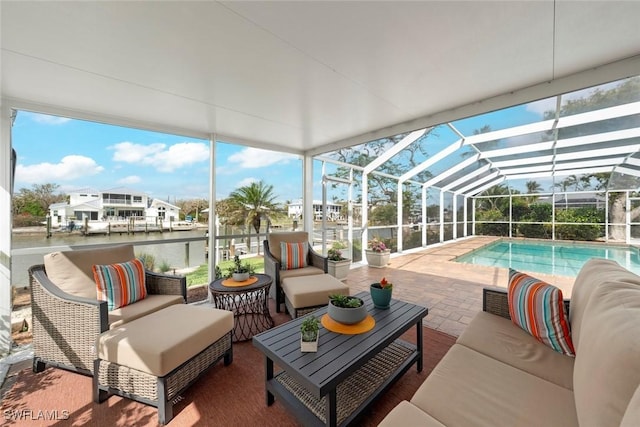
[263, 232, 327, 313]
[30, 262, 186, 376]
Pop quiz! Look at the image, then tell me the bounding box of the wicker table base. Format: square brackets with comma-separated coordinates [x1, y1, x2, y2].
[276, 341, 413, 425]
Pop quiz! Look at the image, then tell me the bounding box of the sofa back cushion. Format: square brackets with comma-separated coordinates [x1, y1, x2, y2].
[267, 232, 309, 263]
[573, 279, 640, 426]
[44, 244, 136, 299]
[570, 258, 640, 349]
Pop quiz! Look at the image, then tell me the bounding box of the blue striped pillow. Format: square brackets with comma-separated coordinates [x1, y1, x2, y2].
[93, 258, 147, 310]
[280, 242, 308, 270]
[508, 269, 575, 357]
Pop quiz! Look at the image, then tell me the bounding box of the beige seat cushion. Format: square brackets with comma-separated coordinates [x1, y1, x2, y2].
[108, 294, 184, 329]
[282, 274, 349, 308]
[573, 279, 640, 427]
[44, 244, 135, 299]
[378, 400, 445, 427]
[279, 266, 325, 281]
[97, 305, 233, 377]
[456, 311, 575, 390]
[411, 344, 578, 427]
[267, 232, 309, 263]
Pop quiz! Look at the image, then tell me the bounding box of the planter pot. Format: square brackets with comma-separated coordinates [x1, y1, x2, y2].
[328, 259, 351, 281]
[327, 297, 367, 325]
[232, 272, 250, 282]
[370, 284, 392, 309]
[365, 250, 390, 268]
[300, 332, 319, 352]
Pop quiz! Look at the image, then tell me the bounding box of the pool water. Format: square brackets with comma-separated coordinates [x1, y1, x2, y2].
[456, 240, 640, 277]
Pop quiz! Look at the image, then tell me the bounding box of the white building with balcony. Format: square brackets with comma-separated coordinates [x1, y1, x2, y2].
[48, 187, 180, 227]
[287, 199, 343, 221]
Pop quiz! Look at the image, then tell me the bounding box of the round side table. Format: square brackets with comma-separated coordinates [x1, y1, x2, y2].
[209, 273, 274, 342]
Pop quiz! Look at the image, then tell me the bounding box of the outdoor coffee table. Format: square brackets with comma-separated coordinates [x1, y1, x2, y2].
[209, 273, 274, 342]
[252, 291, 428, 427]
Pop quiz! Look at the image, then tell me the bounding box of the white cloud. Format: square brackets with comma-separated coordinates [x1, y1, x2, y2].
[16, 155, 104, 183]
[228, 147, 298, 168]
[110, 141, 209, 172]
[237, 177, 259, 188]
[28, 113, 72, 125]
[118, 175, 142, 185]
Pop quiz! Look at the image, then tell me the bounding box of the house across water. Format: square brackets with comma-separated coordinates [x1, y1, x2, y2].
[48, 187, 181, 230]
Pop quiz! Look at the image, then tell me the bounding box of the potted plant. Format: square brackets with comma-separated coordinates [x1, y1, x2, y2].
[327, 241, 350, 281]
[227, 255, 255, 281]
[365, 237, 390, 268]
[370, 277, 393, 309]
[300, 315, 320, 352]
[327, 294, 367, 325]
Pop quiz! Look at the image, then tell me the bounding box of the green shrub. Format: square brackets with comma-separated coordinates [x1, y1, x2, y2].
[158, 260, 171, 273]
[137, 252, 156, 271]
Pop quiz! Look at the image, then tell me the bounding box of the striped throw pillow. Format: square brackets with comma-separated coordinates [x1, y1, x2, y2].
[93, 258, 147, 310]
[280, 241, 308, 270]
[508, 269, 575, 357]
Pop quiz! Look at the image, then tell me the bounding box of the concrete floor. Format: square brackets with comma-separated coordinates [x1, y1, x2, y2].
[343, 236, 576, 337]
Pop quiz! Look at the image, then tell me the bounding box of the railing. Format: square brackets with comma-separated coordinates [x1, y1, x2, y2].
[11, 235, 208, 288]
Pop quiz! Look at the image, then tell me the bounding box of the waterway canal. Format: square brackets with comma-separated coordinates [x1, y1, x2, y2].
[11, 228, 208, 287]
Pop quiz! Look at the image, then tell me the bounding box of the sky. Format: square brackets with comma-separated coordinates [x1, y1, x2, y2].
[12, 111, 305, 204]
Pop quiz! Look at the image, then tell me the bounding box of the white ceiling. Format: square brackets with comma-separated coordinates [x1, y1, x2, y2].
[2, 1, 640, 155]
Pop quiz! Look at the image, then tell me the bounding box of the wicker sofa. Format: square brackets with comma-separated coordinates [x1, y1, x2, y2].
[263, 231, 327, 313]
[379, 258, 640, 426]
[29, 244, 186, 376]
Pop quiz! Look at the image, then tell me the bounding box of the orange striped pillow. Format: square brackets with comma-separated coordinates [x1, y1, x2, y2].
[280, 242, 308, 270]
[93, 258, 147, 310]
[508, 269, 575, 356]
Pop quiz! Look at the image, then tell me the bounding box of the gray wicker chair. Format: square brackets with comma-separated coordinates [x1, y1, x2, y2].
[263, 232, 327, 313]
[29, 264, 186, 376]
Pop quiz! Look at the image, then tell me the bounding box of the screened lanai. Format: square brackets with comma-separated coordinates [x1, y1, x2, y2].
[2, 1, 640, 354]
[311, 76, 640, 258]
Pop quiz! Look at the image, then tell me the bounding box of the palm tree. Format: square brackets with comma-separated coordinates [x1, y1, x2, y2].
[526, 180, 542, 194]
[525, 180, 542, 205]
[229, 181, 279, 253]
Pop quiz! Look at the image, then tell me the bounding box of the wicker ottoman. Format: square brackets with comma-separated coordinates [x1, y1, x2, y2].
[94, 304, 234, 424]
[281, 273, 350, 319]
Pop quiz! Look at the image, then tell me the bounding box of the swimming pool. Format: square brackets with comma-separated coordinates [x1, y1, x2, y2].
[456, 240, 640, 277]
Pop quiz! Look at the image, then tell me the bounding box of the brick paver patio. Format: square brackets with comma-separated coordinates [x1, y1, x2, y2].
[344, 236, 576, 337]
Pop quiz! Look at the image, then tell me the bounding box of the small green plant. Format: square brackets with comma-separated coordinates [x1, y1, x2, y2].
[329, 294, 363, 308]
[137, 252, 156, 271]
[371, 277, 393, 290]
[226, 255, 255, 278]
[327, 241, 348, 261]
[300, 316, 320, 342]
[158, 260, 172, 273]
